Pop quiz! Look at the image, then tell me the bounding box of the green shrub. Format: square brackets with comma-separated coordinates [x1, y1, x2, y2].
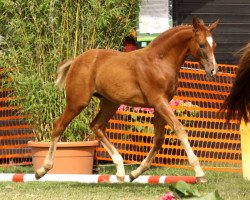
[0, 0, 139, 141]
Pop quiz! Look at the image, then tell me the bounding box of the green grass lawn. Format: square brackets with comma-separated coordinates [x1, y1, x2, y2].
[0, 165, 249, 200]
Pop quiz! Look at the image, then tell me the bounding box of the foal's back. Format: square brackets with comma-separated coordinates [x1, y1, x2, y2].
[67, 48, 149, 106]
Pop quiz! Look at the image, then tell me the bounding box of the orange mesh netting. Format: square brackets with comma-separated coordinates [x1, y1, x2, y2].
[0, 68, 34, 166]
[0, 62, 241, 172]
[96, 62, 242, 172]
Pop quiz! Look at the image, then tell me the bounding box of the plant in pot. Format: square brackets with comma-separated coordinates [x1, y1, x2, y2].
[27, 100, 100, 174]
[0, 0, 139, 174]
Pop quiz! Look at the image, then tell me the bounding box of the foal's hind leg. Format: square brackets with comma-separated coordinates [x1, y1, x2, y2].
[35, 96, 90, 179]
[129, 112, 166, 181]
[90, 99, 125, 182]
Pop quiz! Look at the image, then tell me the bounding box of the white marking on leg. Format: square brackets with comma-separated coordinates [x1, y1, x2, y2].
[112, 154, 125, 179]
[36, 137, 59, 179]
[101, 141, 125, 180]
[44, 137, 59, 168]
[112, 154, 123, 165]
[181, 138, 205, 177]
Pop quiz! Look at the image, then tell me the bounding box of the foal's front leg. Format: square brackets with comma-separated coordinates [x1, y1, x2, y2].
[129, 112, 166, 181]
[154, 98, 206, 183]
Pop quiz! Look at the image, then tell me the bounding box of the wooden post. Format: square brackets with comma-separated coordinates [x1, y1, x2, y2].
[240, 120, 250, 180]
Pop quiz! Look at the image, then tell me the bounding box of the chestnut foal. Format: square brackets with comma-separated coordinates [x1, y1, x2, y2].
[35, 17, 219, 183]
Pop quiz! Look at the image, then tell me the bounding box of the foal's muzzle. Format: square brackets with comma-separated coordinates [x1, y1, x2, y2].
[203, 63, 218, 80]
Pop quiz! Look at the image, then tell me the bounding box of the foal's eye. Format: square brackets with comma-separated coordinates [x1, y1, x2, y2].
[199, 44, 205, 49]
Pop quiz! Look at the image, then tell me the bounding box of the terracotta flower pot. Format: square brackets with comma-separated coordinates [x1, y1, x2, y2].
[28, 140, 99, 174]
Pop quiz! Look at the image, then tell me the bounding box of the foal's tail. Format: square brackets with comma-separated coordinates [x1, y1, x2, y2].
[55, 59, 73, 89]
[219, 43, 250, 123]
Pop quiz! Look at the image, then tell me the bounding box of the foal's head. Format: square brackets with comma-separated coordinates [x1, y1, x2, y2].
[189, 17, 219, 77]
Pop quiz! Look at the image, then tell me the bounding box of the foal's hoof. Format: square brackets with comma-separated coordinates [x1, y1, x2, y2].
[35, 172, 42, 180]
[129, 173, 136, 182]
[35, 167, 46, 180]
[196, 176, 207, 184]
[116, 175, 125, 183]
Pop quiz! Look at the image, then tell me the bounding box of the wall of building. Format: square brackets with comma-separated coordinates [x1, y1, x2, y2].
[173, 0, 250, 64]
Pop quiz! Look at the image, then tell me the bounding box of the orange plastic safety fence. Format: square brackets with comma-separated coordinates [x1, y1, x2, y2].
[0, 62, 242, 172]
[96, 62, 242, 172]
[0, 68, 34, 166]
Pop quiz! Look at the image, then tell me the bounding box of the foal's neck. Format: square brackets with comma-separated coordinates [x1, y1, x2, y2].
[148, 26, 193, 66]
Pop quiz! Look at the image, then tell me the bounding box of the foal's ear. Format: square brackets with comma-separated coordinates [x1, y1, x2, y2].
[208, 19, 220, 32]
[192, 16, 204, 31]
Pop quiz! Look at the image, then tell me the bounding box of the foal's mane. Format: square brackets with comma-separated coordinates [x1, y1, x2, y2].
[220, 43, 250, 123]
[148, 25, 193, 48]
